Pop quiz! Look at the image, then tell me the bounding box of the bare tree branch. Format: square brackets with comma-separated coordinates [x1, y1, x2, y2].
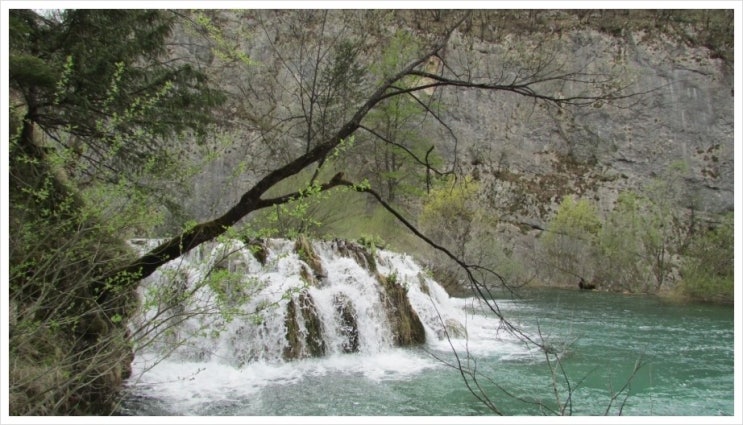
[95, 19, 460, 297]
[358, 123, 448, 177]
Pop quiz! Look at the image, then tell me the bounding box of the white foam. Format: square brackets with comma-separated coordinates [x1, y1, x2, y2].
[126, 238, 537, 408]
[126, 347, 443, 414]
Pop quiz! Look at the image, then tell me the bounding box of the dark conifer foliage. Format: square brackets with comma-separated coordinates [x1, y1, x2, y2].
[8, 9, 225, 415]
[10, 9, 225, 178]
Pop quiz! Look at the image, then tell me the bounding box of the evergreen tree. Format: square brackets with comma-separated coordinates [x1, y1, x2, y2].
[8, 9, 225, 415]
[10, 9, 223, 176]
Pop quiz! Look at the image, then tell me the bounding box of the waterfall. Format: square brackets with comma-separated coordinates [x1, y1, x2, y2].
[127, 237, 471, 367]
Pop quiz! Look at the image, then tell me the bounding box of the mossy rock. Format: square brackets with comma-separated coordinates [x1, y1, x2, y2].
[334, 293, 359, 353]
[335, 239, 376, 273]
[417, 273, 431, 296]
[295, 235, 326, 281]
[376, 273, 426, 346]
[283, 291, 326, 360]
[298, 292, 326, 357]
[244, 238, 269, 265]
[299, 264, 318, 287]
[445, 319, 466, 338]
[283, 298, 302, 360]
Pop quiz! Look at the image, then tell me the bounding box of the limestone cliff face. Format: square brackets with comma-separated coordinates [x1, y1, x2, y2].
[424, 24, 734, 286]
[170, 10, 733, 245]
[436, 27, 732, 226]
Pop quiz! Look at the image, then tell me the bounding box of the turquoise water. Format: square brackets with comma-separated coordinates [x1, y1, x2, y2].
[480, 289, 735, 415]
[118, 288, 734, 416]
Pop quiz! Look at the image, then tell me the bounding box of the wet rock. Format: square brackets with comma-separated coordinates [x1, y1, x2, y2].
[334, 294, 359, 353]
[282, 298, 302, 360]
[335, 239, 376, 273]
[376, 273, 426, 346]
[298, 292, 326, 357]
[295, 235, 326, 281]
[283, 291, 326, 360]
[244, 238, 268, 265]
[436, 318, 466, 340]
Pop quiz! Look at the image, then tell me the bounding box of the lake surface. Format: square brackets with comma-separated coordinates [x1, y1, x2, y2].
[117, 288, 734, 416]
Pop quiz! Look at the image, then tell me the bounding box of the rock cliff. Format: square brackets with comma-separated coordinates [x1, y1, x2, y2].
[443, 26, 733, 221]
[165, 10, 734, 286]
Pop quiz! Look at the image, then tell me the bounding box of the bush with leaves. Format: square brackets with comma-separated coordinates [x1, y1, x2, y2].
[594, 191, 654, 292]
[677, 213, 733, 303]
[418, 175, 521, 293]
[420, 175, 483, 257]
[539, 195, 601, 287]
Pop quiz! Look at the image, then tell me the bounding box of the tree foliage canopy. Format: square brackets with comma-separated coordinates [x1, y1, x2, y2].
[10, 9, 225, 180]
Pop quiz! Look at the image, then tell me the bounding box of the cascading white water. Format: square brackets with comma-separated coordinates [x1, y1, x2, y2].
[120, 238, 736, 416]
[119, 238, 541, 415]
[127, 237, 478, 367]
